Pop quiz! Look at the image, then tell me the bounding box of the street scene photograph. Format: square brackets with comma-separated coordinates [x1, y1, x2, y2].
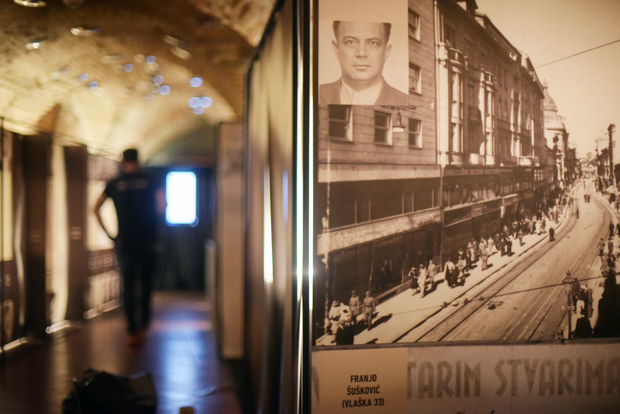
[313, 0, 620, 346]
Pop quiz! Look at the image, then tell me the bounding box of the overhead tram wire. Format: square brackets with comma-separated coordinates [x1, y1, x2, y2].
[536, 38, 620, 68]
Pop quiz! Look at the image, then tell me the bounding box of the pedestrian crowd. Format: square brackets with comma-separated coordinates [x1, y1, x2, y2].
[324, 184, 577, 345]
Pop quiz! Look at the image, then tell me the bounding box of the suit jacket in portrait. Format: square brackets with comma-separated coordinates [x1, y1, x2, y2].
[319, 78, 408, 106]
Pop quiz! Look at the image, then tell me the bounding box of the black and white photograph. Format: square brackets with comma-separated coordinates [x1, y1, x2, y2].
[318, 0, 409, 106]
[313, 0, 620, 348]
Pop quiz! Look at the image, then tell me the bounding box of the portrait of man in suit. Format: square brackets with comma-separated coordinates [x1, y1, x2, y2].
[320, 20, 408, 106]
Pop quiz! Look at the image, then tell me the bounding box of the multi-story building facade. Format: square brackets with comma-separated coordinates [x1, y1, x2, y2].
[314, 0, 438, 331]
[543, 81, 570, 191]
[314, 0, 549, 337]
[435, 0, 545, 260]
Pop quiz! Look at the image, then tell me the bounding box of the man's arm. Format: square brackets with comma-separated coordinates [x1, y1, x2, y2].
[93, 191, 114, 241]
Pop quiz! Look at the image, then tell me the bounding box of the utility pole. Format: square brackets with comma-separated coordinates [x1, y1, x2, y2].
[609, 124, 616, 186]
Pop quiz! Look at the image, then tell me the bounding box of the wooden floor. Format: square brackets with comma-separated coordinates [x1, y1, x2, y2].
[0, 291, 245, 414]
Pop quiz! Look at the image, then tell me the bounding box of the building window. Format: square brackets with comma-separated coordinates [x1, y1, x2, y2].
[409, 63, 421, 94]
[403, 192, 413, 213]
[328, 105, 352, 140]
[485, 91, 491, 115]
[408, 9, 420, 40]
[408, 118, 422, 148]
[465, 40, 474, 66]
[374, 111, 391, 144]
[444, 24, 456, 47]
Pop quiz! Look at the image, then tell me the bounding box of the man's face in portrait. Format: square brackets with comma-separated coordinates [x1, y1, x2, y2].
[332, 21, 391, 91]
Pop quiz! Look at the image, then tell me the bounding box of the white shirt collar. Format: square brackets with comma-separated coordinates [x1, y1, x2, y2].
[339, 79, 382, 105]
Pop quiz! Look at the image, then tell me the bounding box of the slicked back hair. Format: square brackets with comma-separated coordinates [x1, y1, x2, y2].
[332, 21, 392, 43]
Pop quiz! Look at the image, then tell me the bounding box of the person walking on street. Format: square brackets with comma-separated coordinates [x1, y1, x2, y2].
[505, 235, 513, 256]
[444, 259, 456, 288]
[348, 290, 361, 325]
[599, 238, 606, 256]
[408, 265, 419, 294]
[363, 291, 376, 331]
[549, 226, 555, 242]
[427, 260, 437, 292]
[518, 228, 524, 247]
[418, 264, 428, 298]
[94, 148, 165, 346]
[480, 242, 489, 271]
[457, 249, 467, 279]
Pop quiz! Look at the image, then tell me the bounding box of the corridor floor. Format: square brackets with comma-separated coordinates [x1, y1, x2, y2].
[0, 291, 244, 414]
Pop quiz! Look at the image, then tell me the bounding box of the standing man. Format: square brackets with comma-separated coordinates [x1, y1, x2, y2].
[93, 148, 165, 346]
[320, 21, 408, 105]
[363, 291, 376, 331]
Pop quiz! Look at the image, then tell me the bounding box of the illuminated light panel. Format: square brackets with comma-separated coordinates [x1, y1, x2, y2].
[166, 172, 198, 226]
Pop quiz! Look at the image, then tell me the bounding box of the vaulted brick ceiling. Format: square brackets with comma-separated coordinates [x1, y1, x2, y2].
[0, 0, 274, 162]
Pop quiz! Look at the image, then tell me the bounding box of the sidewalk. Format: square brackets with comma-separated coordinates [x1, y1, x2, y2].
[317, 197, 574, 346]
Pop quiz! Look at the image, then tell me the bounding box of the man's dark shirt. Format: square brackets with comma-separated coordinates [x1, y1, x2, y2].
[104, 171, 159, 249]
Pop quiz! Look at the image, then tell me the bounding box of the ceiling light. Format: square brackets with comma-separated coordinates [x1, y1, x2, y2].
[124, 64, 133, 73]
[70, 27, 100, 37]
[101, 54, 124, 64]
[25, 37, 47, 50]
[171, 46, 191, 60]
[88, 81, 98, 90]
[193, 106, 205, 115]
[189, 77, 202, 88]
[153, 75, 163, 85]
[160, 85, 170, 95]
[200, 97, 213, 108]
[188, 97, 200, 108]
[145, 93, 154, 103]
[146, 55, 156, 64]
[151, 84, 160, 94]
[14, 0, 46, 7]
[163, 35, 181, 46]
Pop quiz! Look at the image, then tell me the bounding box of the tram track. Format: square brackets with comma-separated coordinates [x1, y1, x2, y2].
[402, 189, 610, 343]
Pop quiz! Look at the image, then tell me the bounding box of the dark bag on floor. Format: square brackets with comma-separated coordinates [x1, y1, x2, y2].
[62, 368, 157, 414]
